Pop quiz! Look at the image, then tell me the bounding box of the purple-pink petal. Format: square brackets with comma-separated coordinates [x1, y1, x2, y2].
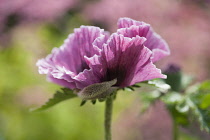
[47, 75, 76, 89]
[117, 17, 146, 28]
[73, 69, 101, 89]
[117, 17, 170, 62]
[86, 33, 166, 87]
[37, 26, 107, 89]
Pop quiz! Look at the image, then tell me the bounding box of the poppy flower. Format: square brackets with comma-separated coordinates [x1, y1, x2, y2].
[37, 18, 170, 99]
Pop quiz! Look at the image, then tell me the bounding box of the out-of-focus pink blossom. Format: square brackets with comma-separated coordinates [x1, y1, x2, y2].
[0, 0, 78, 21]
[0, 0, 78, 33]
[113, 101, 172, 140]
[18, 0, 78, 21]
[83, 0, 179, 31]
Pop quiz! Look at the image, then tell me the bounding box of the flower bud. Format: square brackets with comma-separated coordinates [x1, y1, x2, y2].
[164, 64, 182, 92]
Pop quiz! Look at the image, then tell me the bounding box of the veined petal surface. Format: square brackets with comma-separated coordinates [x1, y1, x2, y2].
[37, 26, 107, 89]
[117, 17, 170, 62]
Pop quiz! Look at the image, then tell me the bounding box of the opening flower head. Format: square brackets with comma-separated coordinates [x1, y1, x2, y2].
[37, 17, 170, 100]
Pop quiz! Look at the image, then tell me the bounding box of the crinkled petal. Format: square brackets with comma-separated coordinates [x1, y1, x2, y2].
[47, 75, 76, 89]
[72, 69, 101, 89]
[92, 32, 110, 53]
[117, 24, 150, 41]
[84, 55, 106, 80]
[117, 17, 146, 28]
[72, 26, 107, 59]
[37, 26, 107, 89]
[55, 26, 107, 73]
[144, 28, 170, 62]
[86, 33, 166, 87]
[117, 17, 170, 62]
[37, 57, 76, 89]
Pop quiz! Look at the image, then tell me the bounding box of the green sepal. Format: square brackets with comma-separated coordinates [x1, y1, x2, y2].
[91, 100, 96, 105]
[80, 100, 87, 106]
[123, 87, 134, 92]
[78, 79, 117, 100]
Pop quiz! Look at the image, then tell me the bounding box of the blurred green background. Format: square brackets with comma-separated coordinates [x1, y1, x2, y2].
[1, 0, 210, 139]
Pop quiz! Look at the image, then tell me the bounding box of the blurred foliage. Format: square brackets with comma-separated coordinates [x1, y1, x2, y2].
[38, 14, 89, 51]
[139, 73, 210, 139]
[0, 46, 34, 93]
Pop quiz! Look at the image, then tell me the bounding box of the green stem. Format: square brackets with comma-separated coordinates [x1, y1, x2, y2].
[172, 119, 178, 140]
[104, 96, 113, 140]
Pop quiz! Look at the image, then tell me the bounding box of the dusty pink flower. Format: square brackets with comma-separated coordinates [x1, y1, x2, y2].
[0, 0, 77, 21]
[37, 18, 169, 93]
[0, 0, 78, 33]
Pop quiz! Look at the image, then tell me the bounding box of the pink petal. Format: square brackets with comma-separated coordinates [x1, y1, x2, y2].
[47, 75, 76, 89]
[117, 17, 170, 62]
[73, 69, 101, 89]
[37, 26, 107, 89]
[87, 33, 166, 87]
[118, 17, 146, 28]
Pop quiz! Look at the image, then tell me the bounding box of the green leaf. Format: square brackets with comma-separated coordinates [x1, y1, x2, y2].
[187, 95, 210, 132]
[198, 80, 210, 93]
[161, 92, 183, 104]
[138, 79, 170, 113]
[176, 100, 190, 113]
[168, 104, 189, 126]
[181, 74, 193, 90]
[140, 80, 210, 131]
[200, 94, 210, 109]
[185, 81, 210, 132]
[161, 92, 189, 125]
[147, 79, 171, 93]
[137, 79, 170, 94]
[32, 88, 77, 111]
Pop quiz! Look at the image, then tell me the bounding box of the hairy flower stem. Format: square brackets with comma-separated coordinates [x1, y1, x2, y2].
[104, 96, 113, 140]
[172, 119, 178, 140]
